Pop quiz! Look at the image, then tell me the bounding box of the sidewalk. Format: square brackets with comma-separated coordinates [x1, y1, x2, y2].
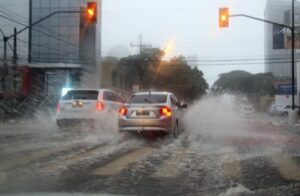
[255, 112, 300, 136]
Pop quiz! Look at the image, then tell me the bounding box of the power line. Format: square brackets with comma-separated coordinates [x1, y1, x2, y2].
[0, 14, 79, 47]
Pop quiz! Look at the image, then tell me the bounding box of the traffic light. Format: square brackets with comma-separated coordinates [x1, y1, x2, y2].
[86, 2, 97, 23]
[219, 8, 229, 28]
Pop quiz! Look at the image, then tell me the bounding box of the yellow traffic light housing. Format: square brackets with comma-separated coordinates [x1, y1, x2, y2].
[219, 8, 229, 28]
[86, 2, 97, 23]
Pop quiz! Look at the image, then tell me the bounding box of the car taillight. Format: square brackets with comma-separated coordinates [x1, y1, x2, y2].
[159, 106, 172, 117]
[96, 101, 104, 110]
[119, 107, 127, 116]
[56, 102, 60, 113]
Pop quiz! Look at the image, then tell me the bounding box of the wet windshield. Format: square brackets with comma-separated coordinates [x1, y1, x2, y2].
[1, 0, 300, 195]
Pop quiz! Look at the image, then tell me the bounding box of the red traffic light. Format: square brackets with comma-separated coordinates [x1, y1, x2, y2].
[219, 8, 229, 28]
[86, 2, 97, 23]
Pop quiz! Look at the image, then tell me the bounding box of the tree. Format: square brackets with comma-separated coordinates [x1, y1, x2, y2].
[154, 56, 208, 101]
[212, 70, 275, 107]
[120, 50, 208, 101]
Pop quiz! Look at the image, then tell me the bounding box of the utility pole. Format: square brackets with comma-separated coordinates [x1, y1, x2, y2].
[130, 34, 152, 55]
[13, 28, 17, 65]
[3, 36, 7, 93]
[292, 0, 295, 110]
[13, 27, 18, 94]
[130, 34, 152, 91]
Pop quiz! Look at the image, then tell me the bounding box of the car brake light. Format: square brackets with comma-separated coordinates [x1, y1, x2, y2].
[119, 107, 127, 116]
[56, 102, 60, 113]
[159, 106, 172, 117]
[96, 101, 104, 110]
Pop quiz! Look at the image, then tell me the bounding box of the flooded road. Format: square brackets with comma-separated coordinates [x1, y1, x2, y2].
[0, 99, 300, 195]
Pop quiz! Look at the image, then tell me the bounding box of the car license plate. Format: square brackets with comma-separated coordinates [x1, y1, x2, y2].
[136, 110, 150, 116]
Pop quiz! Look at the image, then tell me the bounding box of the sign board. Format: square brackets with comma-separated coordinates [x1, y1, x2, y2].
[277, 84, 297, 95]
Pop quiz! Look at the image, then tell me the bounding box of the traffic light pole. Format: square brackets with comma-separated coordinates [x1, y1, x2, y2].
[229, 3, 296, 110]
[1, 10, 82, 41]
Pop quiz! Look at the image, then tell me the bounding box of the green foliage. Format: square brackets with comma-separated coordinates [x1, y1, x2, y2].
[120, 50, 208, 101]
[212, 70, 275, 97]
[154, 56, 208, 101]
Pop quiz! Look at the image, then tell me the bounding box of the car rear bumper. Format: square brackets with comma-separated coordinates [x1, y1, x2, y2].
[56, 118, 95, 127]
[56, 112, 106, 120]
[118, 117, 173, 133]
[56, 112, 112, 127]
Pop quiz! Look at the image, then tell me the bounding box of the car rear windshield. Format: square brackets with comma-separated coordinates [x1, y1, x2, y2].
[62, 90, 99, 100]
[128, 94, 167, 104]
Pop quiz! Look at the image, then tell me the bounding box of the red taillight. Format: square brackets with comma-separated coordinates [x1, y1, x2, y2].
[56, 102, 60, 113]
[96, 101, 104, 110]
[159, 106, 172, 117]
[119, 107, 127, 116]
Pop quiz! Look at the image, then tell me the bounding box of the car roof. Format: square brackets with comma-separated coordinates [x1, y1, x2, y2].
[66, 88, 115, 92]
[133, 91, 173, 96]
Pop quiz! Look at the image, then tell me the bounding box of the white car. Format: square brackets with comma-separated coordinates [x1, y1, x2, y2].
[269, 104, 282, 116]
[240, 105, 255, 118]
[56, 89, 124, 129]
[276, 105, 291, 116]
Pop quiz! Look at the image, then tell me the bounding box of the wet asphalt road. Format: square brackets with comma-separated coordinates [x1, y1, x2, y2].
[0, 116, 300, 196]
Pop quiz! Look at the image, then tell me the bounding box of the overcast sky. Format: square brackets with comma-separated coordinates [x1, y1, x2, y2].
[0, 0, 268, 86]
[102, 0, 267, 86]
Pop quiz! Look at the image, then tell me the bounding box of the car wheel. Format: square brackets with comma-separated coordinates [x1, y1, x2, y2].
[283, 112, 288, 116]
[173, 121, 178, 138]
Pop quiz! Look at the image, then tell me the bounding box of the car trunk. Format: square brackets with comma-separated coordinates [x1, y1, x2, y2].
[126, 104, 165, 119]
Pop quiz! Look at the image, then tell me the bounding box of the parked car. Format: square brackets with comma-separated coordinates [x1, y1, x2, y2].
[275, 105, 290, 116]
[269, 104, 283, 116]
[270, 104, 300, 116]
[240, 105, 255, 118]
[56, 89, 124, 129]
[118, 91, 187, 138]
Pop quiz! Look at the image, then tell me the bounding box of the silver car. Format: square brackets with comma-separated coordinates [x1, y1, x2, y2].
[118, 92, 187, 137]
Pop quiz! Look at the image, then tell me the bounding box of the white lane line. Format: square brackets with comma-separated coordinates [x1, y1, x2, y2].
[0, 141, 84, 171]
[152, 148, 189, 178]
[91, 147, 155, 176]
[270, 153, 300, 180]
[218, 146, 242, 178]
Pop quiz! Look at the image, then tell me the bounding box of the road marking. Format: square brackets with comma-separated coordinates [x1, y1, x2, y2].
[152, 148, 188, 178]
[39, 144, 109, 172]
[0, 172, 7, 184]
[270, 153, 300, 180]
[219, 147, 242, 178]
[221, 160, 242, 177]
[92, 147, 155, 176]
[0, 141, 83, 171]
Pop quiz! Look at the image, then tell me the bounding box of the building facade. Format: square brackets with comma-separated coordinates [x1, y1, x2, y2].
[264, 0, 300, 78]
[28, 0, 101, 98]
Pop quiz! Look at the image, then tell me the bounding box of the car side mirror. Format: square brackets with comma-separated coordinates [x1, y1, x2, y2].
[181, 103, 188, 109]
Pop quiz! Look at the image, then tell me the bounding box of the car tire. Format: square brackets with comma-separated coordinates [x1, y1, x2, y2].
[173, 121, 178, 138]
[282, 112, 288, 116]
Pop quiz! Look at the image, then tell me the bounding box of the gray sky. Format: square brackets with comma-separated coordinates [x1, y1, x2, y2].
[102, 0, 267, 86]
[0, 0, 268, 86]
